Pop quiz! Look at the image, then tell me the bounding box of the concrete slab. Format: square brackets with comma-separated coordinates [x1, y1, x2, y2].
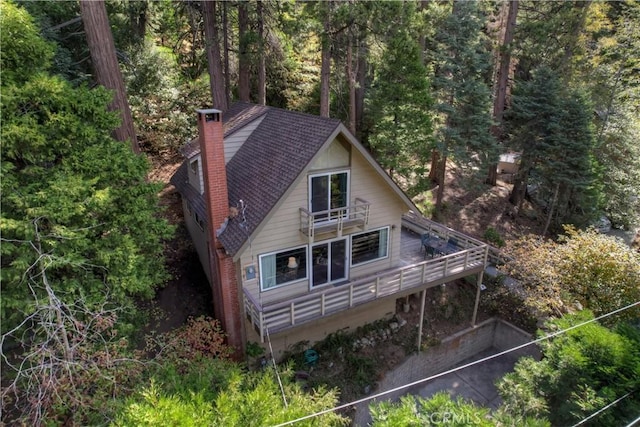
[411, 347, 519, 409]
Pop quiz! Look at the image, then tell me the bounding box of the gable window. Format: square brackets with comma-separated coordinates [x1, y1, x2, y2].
[309, 171, 349, 221]
[190, 159, 199, 174]
[259, 246, 308, 290]
[351, 227, 389, 266]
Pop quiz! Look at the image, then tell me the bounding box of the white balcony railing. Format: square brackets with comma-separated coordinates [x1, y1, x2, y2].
[245, 214, 489, 342]
[299, 198, 370, 242]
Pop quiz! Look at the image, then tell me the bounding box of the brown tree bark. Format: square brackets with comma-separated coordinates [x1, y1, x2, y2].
[487, 0, 518, 185]
[257, 0, 266, 105]
[346, 31, 356, 134]
[355, 38, 367, 140]
[203, 0, 228, 111]
[319, 2, 331, 117]
[237, 1, 250, 102]
[223, 2, 231, 106]
[80, 0, 140, 154]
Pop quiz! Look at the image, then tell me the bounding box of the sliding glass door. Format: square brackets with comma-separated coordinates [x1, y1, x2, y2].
[311, 238, 347, 287]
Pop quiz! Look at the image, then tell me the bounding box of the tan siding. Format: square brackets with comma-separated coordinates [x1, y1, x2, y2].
[349, 149, 406, 277]
[224, 115, 265, 164]
[239, 176, 310, 304]
[238, 135, 410, 306]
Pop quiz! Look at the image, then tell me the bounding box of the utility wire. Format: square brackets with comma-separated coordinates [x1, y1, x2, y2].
[623, 414, 640, 427]
[266, 326, 288, 408]
[272, 300, 640, 427]
[570, 390, 636, 427]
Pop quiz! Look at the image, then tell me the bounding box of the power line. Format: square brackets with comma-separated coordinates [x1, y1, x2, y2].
[623, 414, 640, 427]
[570, 390, 636, 427]
[272, 300, 640, 427]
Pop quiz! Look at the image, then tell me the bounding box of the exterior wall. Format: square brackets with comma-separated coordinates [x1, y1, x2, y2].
[237, 135, 409, 306]
[187, 156, 204, 194]
[181, 198, 211, 283]
[224, 115, 265, 164]
[244, 297, 396, 358]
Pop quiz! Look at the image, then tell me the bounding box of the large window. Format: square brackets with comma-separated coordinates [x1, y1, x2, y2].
[309, 171, 349, 221]
[259, 246, 308, 290]
[351, 227, 389, 266]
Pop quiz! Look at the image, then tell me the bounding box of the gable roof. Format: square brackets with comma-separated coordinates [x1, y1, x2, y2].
[171, 102, 419, 258]
[172, 102, 342, 256]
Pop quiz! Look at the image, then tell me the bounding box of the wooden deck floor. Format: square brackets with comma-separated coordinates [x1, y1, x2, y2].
[400, 227, 427, 265]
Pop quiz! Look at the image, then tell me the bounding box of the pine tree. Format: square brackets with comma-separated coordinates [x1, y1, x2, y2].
[430, 1, 496, 213]
[368, 23, 433, 195]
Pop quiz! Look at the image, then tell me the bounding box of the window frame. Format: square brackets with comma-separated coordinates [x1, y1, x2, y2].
[308, 169, 350, 223]
[258, 245, 309, 291]
[350, 226, 390, 267]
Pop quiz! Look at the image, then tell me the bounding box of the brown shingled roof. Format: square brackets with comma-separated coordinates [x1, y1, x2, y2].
[171, 102, 341, 257]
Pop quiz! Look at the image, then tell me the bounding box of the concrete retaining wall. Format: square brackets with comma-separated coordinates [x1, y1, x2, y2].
[370, 318, 538, 402]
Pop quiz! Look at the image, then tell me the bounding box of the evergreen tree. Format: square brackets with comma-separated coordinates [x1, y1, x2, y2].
[429, 0, 496, 213]
[368, 17, 434, 195]
[0, 1, 173, 331]
[507, 66, 597, 231]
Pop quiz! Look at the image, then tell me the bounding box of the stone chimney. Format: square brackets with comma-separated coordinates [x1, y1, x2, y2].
[196, 109, 245, 358]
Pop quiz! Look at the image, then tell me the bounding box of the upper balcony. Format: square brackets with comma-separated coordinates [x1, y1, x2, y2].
[299, 197, 370, 243]
[245, 212, 489, 342]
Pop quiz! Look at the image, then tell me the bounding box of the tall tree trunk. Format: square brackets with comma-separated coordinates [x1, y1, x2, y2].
[542, 181, 560, 236]
[355, 38, 367, 140]
[203, 0, 228, 111]
[237, 2, 250, 102]
[487, 0, 518, 185]
[80, 0, 140, 154]
[429, 150, 440, 183]
[223, 1, 231, 107]
[319, 2, 331, 117]
[346, 32, 356, 134]
[509, 163, 529, 208]
[257, 0, 266, 105]
[435, 154, 447, 213]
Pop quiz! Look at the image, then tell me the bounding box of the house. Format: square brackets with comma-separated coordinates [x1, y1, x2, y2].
[170, 103, 489, 358]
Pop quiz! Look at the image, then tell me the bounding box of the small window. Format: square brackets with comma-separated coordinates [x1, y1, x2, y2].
[259, 246, 308, 290]
[351, 227, 389, 266]
[190, 159, 199, 174]
[194, 212, 204, 231]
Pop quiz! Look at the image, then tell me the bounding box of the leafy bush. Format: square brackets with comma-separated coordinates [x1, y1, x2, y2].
[483, 226, 505, 247]
[497, 312, 640, 426]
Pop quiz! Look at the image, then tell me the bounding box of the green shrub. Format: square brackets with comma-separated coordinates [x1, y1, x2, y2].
[484, 226, 505, 247]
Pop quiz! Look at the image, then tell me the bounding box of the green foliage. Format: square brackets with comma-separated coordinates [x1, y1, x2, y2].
[483, 227, 505, 247]
[0, 7, 173, 331]
[502, 227, 640, 323]
[497, 312, 640, 426]
[0, 0, 54, 85]
[507, 66, 599, 229]
[115, 360, 348, 427]
[430, 1, 497, 179]
[368, 19, 434, 194]
[370, 392, 548, 426]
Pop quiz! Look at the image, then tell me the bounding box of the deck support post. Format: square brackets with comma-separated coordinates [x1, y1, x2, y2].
[417, 289, 427, 353]
[472, 246, 489, 326]
[471, 270, 484, 326]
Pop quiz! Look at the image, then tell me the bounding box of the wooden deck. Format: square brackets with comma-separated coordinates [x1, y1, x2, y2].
[244, 212, 489, 342]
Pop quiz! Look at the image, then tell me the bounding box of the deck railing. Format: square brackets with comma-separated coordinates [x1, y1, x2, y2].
[244, 237, 489, 342]
[299, 198, 370, 242]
